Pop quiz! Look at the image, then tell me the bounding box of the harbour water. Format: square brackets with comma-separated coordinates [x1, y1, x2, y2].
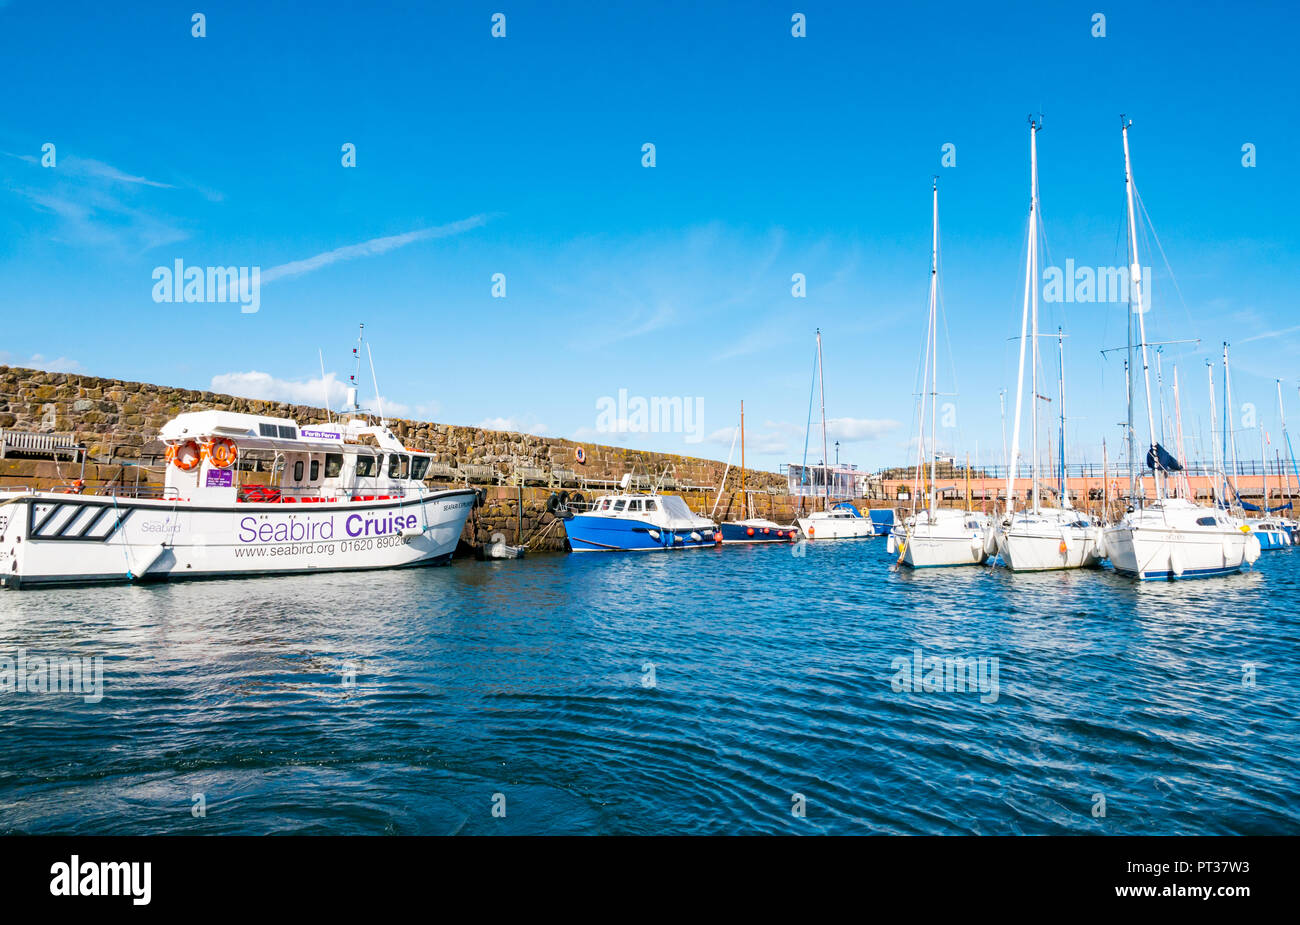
[1, 544, 1296, 835]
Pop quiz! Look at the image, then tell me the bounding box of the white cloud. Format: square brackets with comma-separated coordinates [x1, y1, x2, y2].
[480, 415, 548, 435]
[0, 352, 84, 373]
[210, 371, 348, 407]
[825, 416, 901, 442]
[261, 216, 490, 285]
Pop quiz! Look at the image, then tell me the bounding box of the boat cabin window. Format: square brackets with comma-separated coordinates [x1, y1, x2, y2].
[598, 499, 610, 511]
[310, 459, 320, 481]
[293, 460, 304, 481]
[325, 453, 344, 478]
[1196, 516, 1217, 526]
[411, 456, 430, 480]
[388, 454, 410, 479]
[628, 500, 643, 512]
[613, 500, 626, 512]
[355, 454, 378, 478]
[645, 499, 658, 512]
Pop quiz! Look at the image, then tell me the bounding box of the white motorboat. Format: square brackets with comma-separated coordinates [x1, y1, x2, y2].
[798, 502, 876, 540]
[0, 408, 476, 588]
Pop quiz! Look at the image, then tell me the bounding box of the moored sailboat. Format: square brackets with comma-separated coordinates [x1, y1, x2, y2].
[994, 118, 1102, 572]
[1102, 118, 1260, 579]
[718, 401, 798, 543]
[896, 178, 990, 568]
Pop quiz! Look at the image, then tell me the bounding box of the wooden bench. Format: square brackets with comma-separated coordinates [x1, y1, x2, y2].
[0, 429, 85, 462]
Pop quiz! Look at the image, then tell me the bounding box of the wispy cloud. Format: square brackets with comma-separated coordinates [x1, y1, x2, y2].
[261, 215, 490, 285]
[4, 150, 189, 252]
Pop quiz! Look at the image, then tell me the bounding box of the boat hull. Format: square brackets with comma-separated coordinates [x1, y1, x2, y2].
[996, 525, 1102, 572]
[0, 489, 477, 589]
[1105, 522, 1256, 580]
[898, 528, 987, 568]
[719, 521, 797, 544]
[796, 517, 877, 540]
[565, 514, 716, 552]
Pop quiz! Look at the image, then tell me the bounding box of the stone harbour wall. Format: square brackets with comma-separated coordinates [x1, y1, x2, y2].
[0, 366, 836, 554]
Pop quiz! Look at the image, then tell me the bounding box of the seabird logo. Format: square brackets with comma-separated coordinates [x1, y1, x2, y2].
[49, 856, 151, 905]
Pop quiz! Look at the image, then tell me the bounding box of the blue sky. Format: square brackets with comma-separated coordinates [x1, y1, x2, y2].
[2, 1, 1298, 474]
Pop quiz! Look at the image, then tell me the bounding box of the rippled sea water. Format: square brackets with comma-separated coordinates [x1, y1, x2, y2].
[1, 541, 1297, 835]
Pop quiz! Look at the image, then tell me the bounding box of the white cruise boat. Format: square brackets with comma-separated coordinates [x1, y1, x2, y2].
[0, 408, 477, 589]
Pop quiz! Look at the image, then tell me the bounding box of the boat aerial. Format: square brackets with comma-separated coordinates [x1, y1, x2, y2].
[0, 330, 476, 588]
[563, 473, 718, 552]
[994, 118, 1102, 572]
[894, 177, 991, 568]
[794, 329, 876, 540]
[1102, 119, 1260, 579]
[717, 401, 798, 544]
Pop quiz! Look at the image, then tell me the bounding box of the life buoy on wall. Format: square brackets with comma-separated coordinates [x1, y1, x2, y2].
[166, 440, 202, 471]
[575, 446, 587, 465]
[204, 437, 238, 469]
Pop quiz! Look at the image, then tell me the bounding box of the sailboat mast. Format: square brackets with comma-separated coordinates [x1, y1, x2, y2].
[817, 328, 829, 511]
[1005, 119, 1037, 517]
[1224, 342, 1241, 503]
[1030, 119, 1041, 514]
[740, 400, 747, 517]
[1207, 360, 1221, 507]
[1057, 327, 1066, 506]
[1172, 365, 1189, 500]
[1121, 117, 1162, 503]
[928, 178, 939, 515]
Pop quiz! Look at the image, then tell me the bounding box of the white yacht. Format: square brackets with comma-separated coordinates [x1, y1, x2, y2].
[1102, 119, 1260, 580]
[894, 177, 991, 568]
[994, 118, 1099, 572]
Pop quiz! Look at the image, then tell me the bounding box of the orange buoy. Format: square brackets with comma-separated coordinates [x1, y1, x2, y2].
[746, 527, 755, 536]
[166, 440, 202, 471]
[204, 437, 238, 469]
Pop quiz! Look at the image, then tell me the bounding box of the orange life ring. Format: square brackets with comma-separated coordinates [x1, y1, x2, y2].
[575, 446, 587, 465]
[205, 437, 238, 469]
[166, 440, 202, 471]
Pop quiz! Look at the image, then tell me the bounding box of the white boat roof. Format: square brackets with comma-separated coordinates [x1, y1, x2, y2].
[158, 410, 418, 454]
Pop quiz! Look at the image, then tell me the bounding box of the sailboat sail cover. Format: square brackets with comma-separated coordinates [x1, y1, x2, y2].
[1145, 443, 1183, 472]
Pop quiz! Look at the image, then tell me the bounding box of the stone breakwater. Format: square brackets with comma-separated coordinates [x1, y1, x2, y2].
[0, 366, 817, 554]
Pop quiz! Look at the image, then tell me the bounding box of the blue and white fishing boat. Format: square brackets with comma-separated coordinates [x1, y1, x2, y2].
[564, 478, 718, 552]
[1249, 519, 1292, 550]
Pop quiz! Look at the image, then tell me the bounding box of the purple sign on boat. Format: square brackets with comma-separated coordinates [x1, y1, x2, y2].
[300, 427, 342, 440]
[206, 468, 234, 487]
